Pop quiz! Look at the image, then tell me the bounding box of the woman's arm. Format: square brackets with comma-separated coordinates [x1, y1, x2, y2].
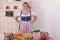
[14, 16, 20, 23]
[31, 16, 37, 23]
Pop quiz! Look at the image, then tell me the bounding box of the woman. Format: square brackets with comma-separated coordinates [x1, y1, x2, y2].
[15, 2, 37, 34]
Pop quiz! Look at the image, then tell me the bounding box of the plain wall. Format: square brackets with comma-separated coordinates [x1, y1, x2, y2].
[32, 0, 60, 40]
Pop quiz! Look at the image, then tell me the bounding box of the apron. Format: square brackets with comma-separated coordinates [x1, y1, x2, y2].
[19, 10, 32, 33]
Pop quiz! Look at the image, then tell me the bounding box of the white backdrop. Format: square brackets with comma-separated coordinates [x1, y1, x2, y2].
[32, 0, 60, 40]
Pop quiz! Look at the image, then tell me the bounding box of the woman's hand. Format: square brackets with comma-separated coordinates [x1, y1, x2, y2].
[17, 21, 20, 24]
[14, 16, 20, 24]
[31, 21, 34, 24]
[31, 16, 37, 24]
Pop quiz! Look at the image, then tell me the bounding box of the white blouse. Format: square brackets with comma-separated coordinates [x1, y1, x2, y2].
[17, 10, 36, 17]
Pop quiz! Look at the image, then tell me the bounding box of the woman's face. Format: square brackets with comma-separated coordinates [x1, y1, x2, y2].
[23, 4, 29, 10]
